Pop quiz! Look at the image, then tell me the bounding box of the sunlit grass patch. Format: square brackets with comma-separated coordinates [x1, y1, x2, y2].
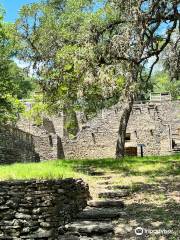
[0, 154, 179, 181]
[0, 160, 81, 180]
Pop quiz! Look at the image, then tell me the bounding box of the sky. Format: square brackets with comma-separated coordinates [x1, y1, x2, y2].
[0, 0, 38, 22]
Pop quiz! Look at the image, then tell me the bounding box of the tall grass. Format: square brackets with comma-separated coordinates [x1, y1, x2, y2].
[0, 160, 79, 180]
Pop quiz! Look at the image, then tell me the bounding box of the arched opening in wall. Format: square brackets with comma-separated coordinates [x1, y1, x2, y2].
[150, 130, 153, 136]
[92, 133, 96, 144]
[49, 135, 53, 147]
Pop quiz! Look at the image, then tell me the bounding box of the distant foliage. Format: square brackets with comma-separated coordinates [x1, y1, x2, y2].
[22, 95, 48, 126]
[0, 7, 35, 123]
[152, 71, 180, 99]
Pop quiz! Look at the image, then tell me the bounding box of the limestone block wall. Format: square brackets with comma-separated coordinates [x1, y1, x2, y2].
[127, 103, 171, 156]
[63, 107, 122, 159]
[17, 118, 65, 161]
[33, 134, 64, 160]
[0, 125, 39, 164]
[0, 179, 90, 239]
[11, 100, 180, 160]
[63, 101, 180, 159]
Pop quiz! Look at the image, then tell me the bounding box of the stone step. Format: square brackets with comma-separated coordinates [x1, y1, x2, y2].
[74, 167, 106, 176]
[106, 185, 131, 190]
[65, 220, 114, 235]
[79, 234, 114, 240]
[76, 207, 126, 220]
[98, 190, 130, 199]
[60, 234, 114, 240]
[94, 176, 112, 181]
[59, 234, 80, 240]
[88, 200, 124, 208]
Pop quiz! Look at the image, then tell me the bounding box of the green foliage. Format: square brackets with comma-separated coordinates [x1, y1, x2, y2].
[64, 109, 79, 138]
[16, 0, 124, 119]
[0, 7, 35, 123]
[152, 71, 180, 99]
[22, 95, 48, 126]
[16, 0, 179, 138]
[0, 94, 25, 123]
[0, 13, 22, 122]
[8, 62, 36, 99]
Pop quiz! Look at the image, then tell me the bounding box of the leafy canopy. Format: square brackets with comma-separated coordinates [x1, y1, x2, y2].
[0, 8, 35, 123]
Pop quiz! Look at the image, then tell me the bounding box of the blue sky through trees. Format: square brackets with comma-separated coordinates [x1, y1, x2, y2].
[1, 0, 37, 22]
[1, 0, 102, 22]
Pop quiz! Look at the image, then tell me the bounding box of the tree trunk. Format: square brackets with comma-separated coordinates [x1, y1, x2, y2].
[116, 96, 134, 158]
[116, 64, 138, 158]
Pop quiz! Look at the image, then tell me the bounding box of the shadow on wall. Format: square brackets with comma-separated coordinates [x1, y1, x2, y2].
[0, 125, 40, 164]
[57, 136, 65, 159]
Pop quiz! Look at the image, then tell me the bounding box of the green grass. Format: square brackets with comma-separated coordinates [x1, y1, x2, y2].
[0, 160, 79, 180]
[0, 154, 179, 181]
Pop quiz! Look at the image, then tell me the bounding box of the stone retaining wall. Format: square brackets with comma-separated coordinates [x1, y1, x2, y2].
[0, 125, 39, 164]
[0, 179, 90, 239]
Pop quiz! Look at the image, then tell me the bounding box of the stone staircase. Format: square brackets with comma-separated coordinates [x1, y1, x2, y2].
[58, 170, 132, 240]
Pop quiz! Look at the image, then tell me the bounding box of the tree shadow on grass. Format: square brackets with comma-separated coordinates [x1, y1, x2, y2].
[67, 157, 180, 178]
[116, 175, 179, 239]
[116, 201, 179, 240]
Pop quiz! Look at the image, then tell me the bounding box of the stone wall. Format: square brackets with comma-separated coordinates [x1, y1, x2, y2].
[127, 102, 172, 156]
[0, 179, 90, 239]
[62, 107, 121, 159]
[0, 125, 39, 164]
[5, 100, 180, 161]
[62, 101, 180, 159]
[17, 118, 65, 161]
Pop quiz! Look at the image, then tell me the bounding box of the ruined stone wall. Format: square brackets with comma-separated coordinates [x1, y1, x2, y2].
[17, 118, 64, 161]
[63, 101, 180, 159]
[62, 107, 121, 159]
[127, 103, 171, 156]
[33, 134, 64, 161]
[8, 100, 180, 161]
[0, 125, 39, 164]
[0, 179, 89, 239]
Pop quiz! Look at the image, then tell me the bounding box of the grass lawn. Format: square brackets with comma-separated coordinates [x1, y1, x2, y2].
[0, 154, 179, 181]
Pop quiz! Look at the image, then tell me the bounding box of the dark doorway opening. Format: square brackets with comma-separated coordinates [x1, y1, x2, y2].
[125, 147, 137, 156]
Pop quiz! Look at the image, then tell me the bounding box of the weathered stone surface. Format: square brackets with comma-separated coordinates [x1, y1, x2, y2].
[59, 235, 80, 240]
[98, 190, 130, 199]
[88, 200, 124, 208]
[62, 100, 180, 159]
[106, 185, 130, 190]
[65, 221, 114, 234]
[76, 207, 125, 220]
[79, 235, 114, 240]
[2, 99, 179, 163]
[0, 125, 39, 164]
[0, 179, 90, 239]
